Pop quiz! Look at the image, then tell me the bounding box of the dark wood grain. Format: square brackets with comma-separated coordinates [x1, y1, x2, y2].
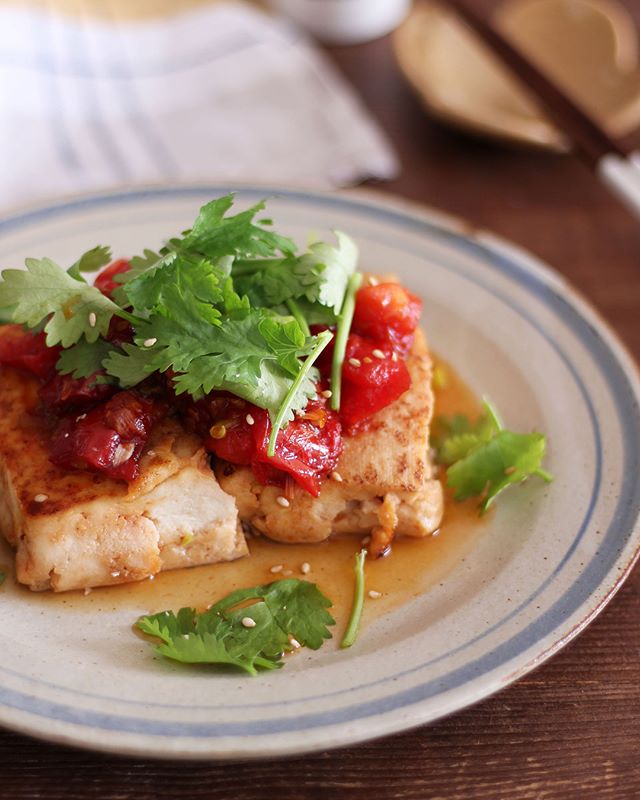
[2, 8, 640, 799]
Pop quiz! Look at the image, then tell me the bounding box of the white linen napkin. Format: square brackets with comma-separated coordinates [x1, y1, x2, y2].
[0, 2, 398, 215]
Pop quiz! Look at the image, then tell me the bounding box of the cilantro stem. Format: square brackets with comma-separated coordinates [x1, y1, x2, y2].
[286, 298, 311, 337]
[341, 549, 367, 649]
[330, 272, 363, 411]
[114, 307, 145, 327]
[482, 397, 503, 432]
[267, 329, 333, 457]
[534, 467, 553, 482]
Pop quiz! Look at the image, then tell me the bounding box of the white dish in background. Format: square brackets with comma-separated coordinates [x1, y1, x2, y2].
[0, 185, 639, 759]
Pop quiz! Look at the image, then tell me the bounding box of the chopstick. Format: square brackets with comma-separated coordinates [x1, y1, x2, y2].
[440, 0, 640, 219]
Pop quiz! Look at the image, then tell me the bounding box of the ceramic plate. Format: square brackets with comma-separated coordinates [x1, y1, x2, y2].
[0, 186, 639, 759]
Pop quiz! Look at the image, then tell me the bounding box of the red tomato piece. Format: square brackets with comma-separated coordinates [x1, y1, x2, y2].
[50, 391, 164, 482]
[340, 335, 411, 431]
[190, 391, 342, 496]
[94, 259, 131, 298]
[251, 398, 342, 497]
[39, 372, 117, 413]
[352, 283, 422, 352]
[105, 315, 135, 347]
[341, 335, 397, 387]
[187, 394, 260, 465]
[0, 325, 61, 380]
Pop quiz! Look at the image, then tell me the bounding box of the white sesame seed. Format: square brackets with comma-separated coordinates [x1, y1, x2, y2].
[368, 590, 382, 599]
[76, 413, 87, 422]
[361, 535, 371, 545]
[276, 495, 290, 508]
[34, 493, 48, 503]
[143, 337, 157, 348]
[368, 276, 379, 286]
[245, 413, 255, 425]
[241, 616, 257, 628]
[283, 569, 293, 576]
[348, 357, 361, 368]
[301, 562, 311, 574]
[321, 389, 332, 399]
[111, 571, 120, 578]
[88, 312, 97, 328]
[148, 574, 155, 581]
[392, 352, 398, 362]
[83, 587, 92, 596]
[372, 349, 385, 359]
[331, 471, 343, 483]
[289, 637, 301, 649]
[270, 564, 284, 574]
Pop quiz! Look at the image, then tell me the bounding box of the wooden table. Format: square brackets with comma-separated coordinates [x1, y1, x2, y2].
[2, 15, 640, 800]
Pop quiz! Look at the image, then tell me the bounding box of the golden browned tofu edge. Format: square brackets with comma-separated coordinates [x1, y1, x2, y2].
[0, 365, 247, 592]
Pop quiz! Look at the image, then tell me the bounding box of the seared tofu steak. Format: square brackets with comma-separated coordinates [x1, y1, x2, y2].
[217, 329, 443, 555]
[0, 367, 246, 592]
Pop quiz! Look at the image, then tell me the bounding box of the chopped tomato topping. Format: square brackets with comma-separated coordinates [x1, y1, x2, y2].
[189, 391, 342, 496]
[251, 398, 342, 496]
[352, 283, 422, 352]
[94, 259, 131, 298]
[50, 391, 164, 482]
[39, 372, 116, 413]
[340, 335, 411, 432]
[0, 325, 61, 380]
[105, 315, 135, 347]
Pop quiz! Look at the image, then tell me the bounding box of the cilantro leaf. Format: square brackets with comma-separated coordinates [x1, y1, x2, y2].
[102, 342, 155, 387]
[233, 231, 357, 315]
[433, 399, 552, 513]
[258, 316, 314, 376]
[288, 297, 338, 326]
[67, 245, 112, 281]
[0, 307, 15, 325]
[0, 258, 126, 347]
[56, 338, 119, 380]
[298, 231, 358, 314]
[110, 249, 162, 304]
[136, 579, 335, 676]
[431, 404, 501, 466]
[448, 430, 550, 512]
[222, 277, 251, 317]
[179, 195, 296, 261]
[105, 264, 321, 427]
[121, 252, 225, 314]
[232, 257, 318, 308]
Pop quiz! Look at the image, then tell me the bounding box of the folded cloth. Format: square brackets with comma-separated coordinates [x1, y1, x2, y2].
[0, 1, 398, 215]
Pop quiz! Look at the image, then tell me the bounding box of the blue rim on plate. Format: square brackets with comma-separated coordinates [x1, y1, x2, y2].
[0, 185, 638, 758]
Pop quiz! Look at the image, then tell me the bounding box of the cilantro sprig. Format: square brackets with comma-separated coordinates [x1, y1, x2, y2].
[136, 578, 335, 676]
[0, 194, 362, 450]
[0, 257, 138, 348]
[431, 399, 552, 513]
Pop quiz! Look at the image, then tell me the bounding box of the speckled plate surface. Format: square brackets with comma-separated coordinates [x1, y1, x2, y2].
[0, 186, 639, 759]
